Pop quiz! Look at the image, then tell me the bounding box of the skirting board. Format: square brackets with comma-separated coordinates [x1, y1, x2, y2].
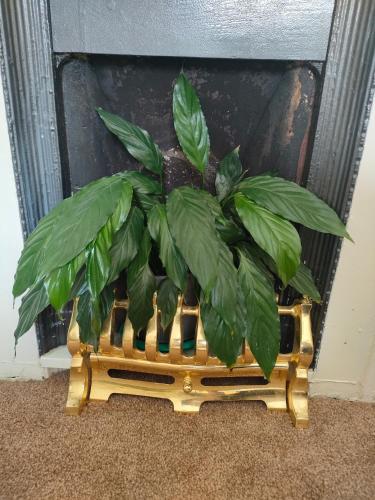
[308, 374, 375, 403]
[0, 361, 45, 380]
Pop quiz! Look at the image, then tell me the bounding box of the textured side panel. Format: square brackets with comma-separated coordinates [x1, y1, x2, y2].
[0, 0, 65, 354]
[303, 0, 375, 361]
[49, 0, 334, 61]
[0, 0, 63, 234]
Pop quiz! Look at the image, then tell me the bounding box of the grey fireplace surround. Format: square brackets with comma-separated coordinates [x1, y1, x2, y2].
[0, 0, 374, 359]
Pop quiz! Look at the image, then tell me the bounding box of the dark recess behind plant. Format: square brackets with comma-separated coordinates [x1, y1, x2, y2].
[54, 55, 320, 353]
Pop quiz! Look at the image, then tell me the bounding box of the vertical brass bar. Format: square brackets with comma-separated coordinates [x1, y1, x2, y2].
[195, 312, 208, 365]
[122, 316, 134, 358]
[243, 341, 253, 364]
[169, 295, 183, 363]
[145, 295, 158, 361]
[99, 312, 113, 354]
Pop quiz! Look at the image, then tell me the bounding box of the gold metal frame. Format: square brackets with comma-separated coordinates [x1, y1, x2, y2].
[66, 296, 313, 427]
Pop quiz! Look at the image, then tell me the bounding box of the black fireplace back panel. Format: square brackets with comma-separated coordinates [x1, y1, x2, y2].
[59, 56, 319, 190]
[57, 55, 321, 351]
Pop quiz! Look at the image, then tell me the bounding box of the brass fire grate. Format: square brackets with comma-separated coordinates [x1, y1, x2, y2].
[66, 295, 313, 427]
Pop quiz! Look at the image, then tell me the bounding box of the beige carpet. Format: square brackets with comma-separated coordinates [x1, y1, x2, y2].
[0, 372, 374, 500]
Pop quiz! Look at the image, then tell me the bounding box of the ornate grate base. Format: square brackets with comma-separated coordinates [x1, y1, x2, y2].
[65, 296, 313, 428]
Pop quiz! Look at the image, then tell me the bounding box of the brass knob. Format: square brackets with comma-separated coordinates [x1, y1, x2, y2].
[183, 375, 192, 393]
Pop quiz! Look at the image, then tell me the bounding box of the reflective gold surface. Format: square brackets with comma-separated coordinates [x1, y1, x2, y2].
[66, 295, 313, 427]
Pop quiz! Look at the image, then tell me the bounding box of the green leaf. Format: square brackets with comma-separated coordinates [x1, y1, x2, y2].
[14, 280, 49, 342]
[237, 249, 280, 379]
[289, 262, 321, 303]
[200, 301, 242, 367]
[215, 216, 245, 244]
[136, 193, 160, 213]
[235, 193, 301, 285]
[172, 73, 210, 173]
[110, 180, 133, 232]
[97, 108, 163, 175]
[237, 175, 351, 239]
[167, 187, 220, 294]
[45, 252, 85, 311]
[215, 147, 242, 201]
[76, 291, 102, 348]
[12, 203, 64, 297]
[121, 171, 162, 195]
[86, 220, 113, 299]
[76, 287, 115, 348]
[148, 204, 187, 290]
[108, 207, 144, 283]
[40, 175, 127, 275]
[127, 229, 156, 333]
[157, 278, 179, 329]
[210, 244, 238, 331]
[100, 285, 115, 321]
[69, 267, 88, 300]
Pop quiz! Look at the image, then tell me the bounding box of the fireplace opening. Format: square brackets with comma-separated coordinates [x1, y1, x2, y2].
[56, 54, 321, 354]
[57, 55, 320, 192]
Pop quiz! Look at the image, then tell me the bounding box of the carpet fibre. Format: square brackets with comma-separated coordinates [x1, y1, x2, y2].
[1, 372, 374, 499]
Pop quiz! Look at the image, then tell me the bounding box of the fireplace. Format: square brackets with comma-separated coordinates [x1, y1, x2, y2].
[1, 0, 374, 362]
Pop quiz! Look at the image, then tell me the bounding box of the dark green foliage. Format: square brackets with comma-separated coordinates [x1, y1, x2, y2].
[157, 278, 179, 329]
[97, 108, 163, 175]
[127, 230, 156, 334]
[15, 280, 50, 342]
[148, 204, 187, 291]
[215, 147, 243, 201]
[236, 249, 280, 379]
[173, 73, 210, 173]
[234, 193, 301, 285]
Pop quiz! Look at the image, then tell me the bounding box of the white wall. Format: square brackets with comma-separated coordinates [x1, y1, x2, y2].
[310, 99, 375, 401]
[0, 74, 44, 379]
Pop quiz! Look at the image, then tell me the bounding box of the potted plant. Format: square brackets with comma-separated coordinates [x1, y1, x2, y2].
[12, 73, 350, 379]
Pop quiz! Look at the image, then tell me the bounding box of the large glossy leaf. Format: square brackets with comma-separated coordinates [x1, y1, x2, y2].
[85, 180, 132, 300]
[76, 291, 102, 348]
[167, 187, 220, 294]
[14, 280, 49, 342]
[136, 193, 161, 213]
[237, 249, 280, 379]
[289, 262, 321, 303]
[97, 108, 163, 175]
[40, 175, 126, 275]
[76, 286, 115, 348]
[69, 267, 88, 300]
[215, 216, 245, 244]
[172, 73, 210, 173]
[86, 220, 113, 299]
[12, 203, 64, 298]
[121, 171, 162, 195]
[235, 193, 301, 285]
[45, 252, 85, 311]
[215, 147, 242, 201]
[210, 244, 238, 330]
[127, 229, 156, 333]
[237, 175, 351, 239]
[157, 278, 179, 329]
[148, 204, 187, 290]
[200, 301, 242, 367]
[108, 207, 144, 283]
[110, 180, 133, 232]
